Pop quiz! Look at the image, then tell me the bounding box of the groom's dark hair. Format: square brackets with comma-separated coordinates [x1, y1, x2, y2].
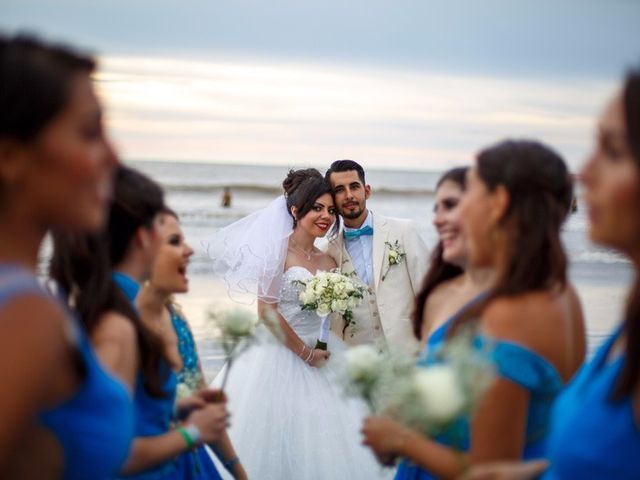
[325, 159, 366, 185]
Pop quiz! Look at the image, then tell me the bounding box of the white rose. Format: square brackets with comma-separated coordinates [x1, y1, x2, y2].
[336, 299, 349, 313]
[222, 308, 258, 337]
[388, 250, 399, 265]
[301, 290, 317, 305]
[345, 345, 381, 382]
[413, 366, 465, 423]
[317, 302, 332, 316]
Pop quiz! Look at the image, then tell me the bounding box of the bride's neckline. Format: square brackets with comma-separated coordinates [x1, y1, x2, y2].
[283, 265, 317, 276]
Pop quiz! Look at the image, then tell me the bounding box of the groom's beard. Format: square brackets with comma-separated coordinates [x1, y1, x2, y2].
[339, 202, 365, 220]
[340, 208, 364, 220]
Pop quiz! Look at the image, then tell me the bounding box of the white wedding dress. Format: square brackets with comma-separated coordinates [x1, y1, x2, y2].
[210, 266, 392, 480]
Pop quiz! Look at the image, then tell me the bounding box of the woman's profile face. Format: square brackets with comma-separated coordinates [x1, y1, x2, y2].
[18, 74, 118, 232]
[433, 179, 467, 267]
[582, 92, 640, 256]
[459, 167, 498, 268]
[151, 214, 193, 294]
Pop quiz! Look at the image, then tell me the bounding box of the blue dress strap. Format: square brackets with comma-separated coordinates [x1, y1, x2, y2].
[426, 291, 489, 347]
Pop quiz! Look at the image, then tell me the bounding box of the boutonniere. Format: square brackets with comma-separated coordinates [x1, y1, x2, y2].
[382, 240, 406, 281]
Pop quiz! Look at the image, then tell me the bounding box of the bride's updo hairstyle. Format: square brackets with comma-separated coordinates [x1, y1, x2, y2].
[450, 139, 573, 334]
[283, 168, 339, 236]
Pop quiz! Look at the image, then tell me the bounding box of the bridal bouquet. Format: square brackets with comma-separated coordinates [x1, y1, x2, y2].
[342, 332, 496, 435]
[295, 269, 365, 349]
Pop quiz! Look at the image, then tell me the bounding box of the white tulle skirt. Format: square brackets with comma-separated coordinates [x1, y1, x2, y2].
[209, 329, 392, 480]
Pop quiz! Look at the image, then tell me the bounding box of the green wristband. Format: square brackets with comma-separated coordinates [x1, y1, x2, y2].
[177, 426, 195, 449]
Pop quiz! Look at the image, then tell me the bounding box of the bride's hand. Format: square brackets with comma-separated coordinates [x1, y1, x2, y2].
[308, 349, 330, 367]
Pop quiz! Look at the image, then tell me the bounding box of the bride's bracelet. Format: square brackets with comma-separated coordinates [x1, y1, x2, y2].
[304, 347, 314, 363]
[298, 343, 307, 359]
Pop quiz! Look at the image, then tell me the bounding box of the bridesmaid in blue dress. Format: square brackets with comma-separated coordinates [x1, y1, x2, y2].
[52, 166, 230, 479]
[363, 140, 586, 479]
[137, 208, 246, 479]
[462, 69, 640, 480]
[539, 69, 640, 480]
[0, 34, 133, 478]
[362, 167, 492, 476]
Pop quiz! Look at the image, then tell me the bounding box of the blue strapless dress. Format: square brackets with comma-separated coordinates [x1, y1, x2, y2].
[542, 325, 640, 479]
[396, 294, 564, 480]
[0, 264, 134, 479]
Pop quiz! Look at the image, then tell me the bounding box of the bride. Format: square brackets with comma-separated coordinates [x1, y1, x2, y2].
[205, 168, 391, 479]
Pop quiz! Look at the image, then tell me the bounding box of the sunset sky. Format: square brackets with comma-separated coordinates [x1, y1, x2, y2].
[3, 0, 639, 170]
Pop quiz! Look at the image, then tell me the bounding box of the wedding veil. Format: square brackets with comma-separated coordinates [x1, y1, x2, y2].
[203, 195, 292, 304]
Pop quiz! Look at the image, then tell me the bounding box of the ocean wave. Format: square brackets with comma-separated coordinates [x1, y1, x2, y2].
[163, 182, 436, 196]
[569, 249, 630, 265]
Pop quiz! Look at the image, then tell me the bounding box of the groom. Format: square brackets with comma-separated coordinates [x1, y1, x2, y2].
[325, 160, 428, 354]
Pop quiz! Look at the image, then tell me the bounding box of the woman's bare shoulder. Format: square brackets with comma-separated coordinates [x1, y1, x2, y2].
[91, 311, 137, 346]
[481, 287, 580, 344]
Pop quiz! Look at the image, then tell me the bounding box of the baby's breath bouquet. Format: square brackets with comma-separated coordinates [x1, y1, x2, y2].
[295, 269, 365, 350]
[342, 331, 496, 436]
[176, 370, 204, 401]
[208, 307, 281, 391]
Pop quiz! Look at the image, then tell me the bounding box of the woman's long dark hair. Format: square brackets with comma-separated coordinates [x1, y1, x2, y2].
[412, 167, 467, 339]
[0, 34, 94, 207]
[613, 70, 640, 400]
[448, 139, 573, 336]
[51, 165, 168, 397]
[0, 34, 95, 143]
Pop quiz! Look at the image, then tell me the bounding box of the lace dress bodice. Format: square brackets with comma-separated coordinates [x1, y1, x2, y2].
[278, 266, 326, 343]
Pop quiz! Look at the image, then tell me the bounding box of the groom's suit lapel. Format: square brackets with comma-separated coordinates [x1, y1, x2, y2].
[372, 215, 390, 290]
[338, 236, 357, 277]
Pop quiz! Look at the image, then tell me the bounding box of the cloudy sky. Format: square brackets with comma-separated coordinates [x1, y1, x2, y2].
[2, 0, 639, 170]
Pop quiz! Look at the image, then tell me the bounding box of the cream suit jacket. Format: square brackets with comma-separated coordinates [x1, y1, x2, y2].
[326, 214, 428, 354]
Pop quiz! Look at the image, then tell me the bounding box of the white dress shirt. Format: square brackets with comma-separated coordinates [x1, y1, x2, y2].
[343, 211, 374, 286]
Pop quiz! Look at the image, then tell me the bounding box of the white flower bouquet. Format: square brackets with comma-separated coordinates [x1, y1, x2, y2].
[295, 269, 365, 349]
[342, 331, 496, 435]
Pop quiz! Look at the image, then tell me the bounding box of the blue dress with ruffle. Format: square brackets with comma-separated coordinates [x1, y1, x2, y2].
[395, 294, 564, 480]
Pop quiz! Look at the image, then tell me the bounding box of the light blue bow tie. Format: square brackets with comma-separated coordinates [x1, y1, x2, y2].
[344, 225, 374, 240]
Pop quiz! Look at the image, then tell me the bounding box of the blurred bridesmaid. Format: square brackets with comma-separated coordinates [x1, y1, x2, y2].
[363, 140, 586, 479]
[459, 68, 640, 480]
[0, 34, 131, 478]
[52, 166, 230, 479]
[138, 208, 247, 479]
[413, 167, 494, 347]
[539, 69, 640, 479]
